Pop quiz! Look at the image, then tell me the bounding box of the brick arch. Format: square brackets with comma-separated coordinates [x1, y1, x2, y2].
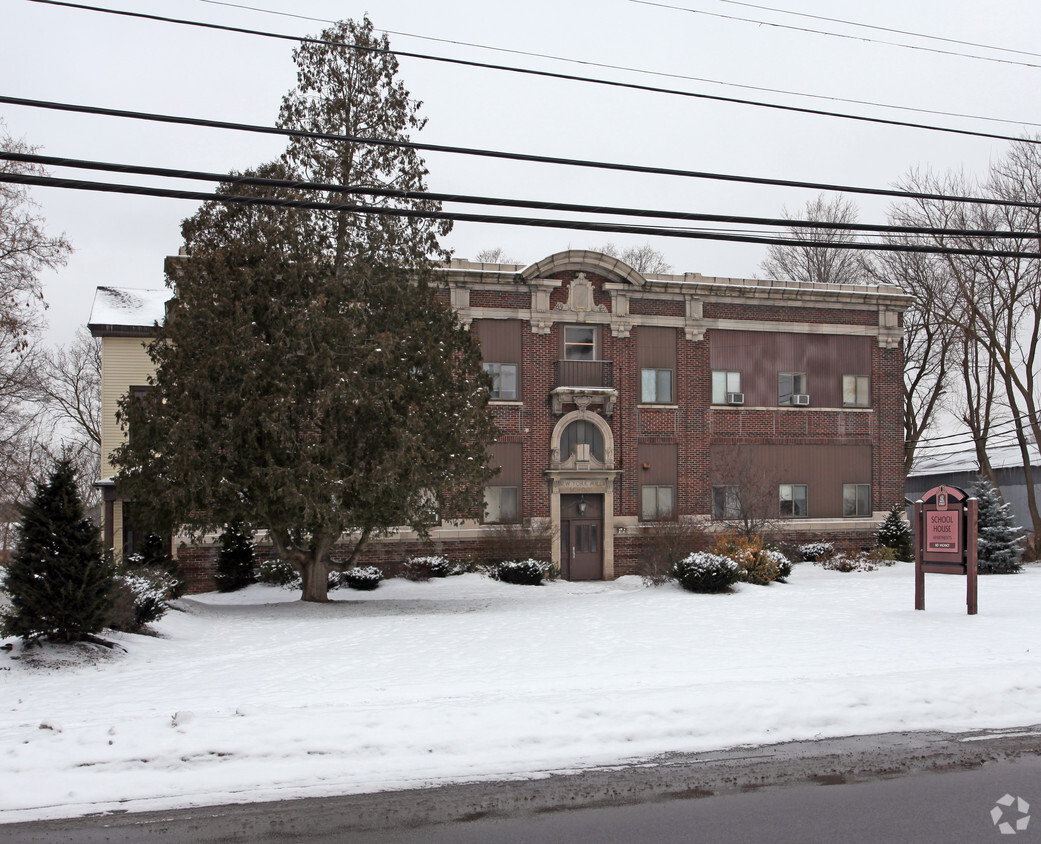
[550, 410, 615, 468]
[520, 250, 646, 287]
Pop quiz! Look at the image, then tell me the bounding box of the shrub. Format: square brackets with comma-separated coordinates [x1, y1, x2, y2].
[816, 548, 895, 573]
[480, 523, 554, 567]
[126, 533, 187, 599]
[402, 555, 454, 580]
[258, 559, 301, 588]
[672, 552, 741, 593]
[214, 524, 256, 592]
[876, 505, 913, 562]
[109, 567, 180, 632]
[712, 533, 787, 585]
[495, 559, 548, 585]
[798, 541, 835, 563]
[637, 519, 709, 586]
[765, 548, 794, 582]
[340, 566, 383, 591]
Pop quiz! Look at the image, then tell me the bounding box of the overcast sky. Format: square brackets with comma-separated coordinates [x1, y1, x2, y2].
[4, 0, 1041, 348]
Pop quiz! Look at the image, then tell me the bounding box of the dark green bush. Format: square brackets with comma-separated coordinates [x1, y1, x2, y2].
[214, 524, 256, 592]
[341, 566, 383, 591]
[672, 552, 741, 593]
[495, 559, 547, 585]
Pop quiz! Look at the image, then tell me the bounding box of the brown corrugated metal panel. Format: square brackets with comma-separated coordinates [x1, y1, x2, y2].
[636, 326, 677, 370]
[475, 319, 522, 363]
[488, 442, 523, 486]
[638, 443, 678, 486]
[709, 330, 872, 406]
[710, 443, 871, 518]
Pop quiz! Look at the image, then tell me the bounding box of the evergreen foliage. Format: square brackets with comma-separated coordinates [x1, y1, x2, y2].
[113, 17, 497, 603]
[126, 533, 186, 599]
[0, 457, 116, 642]
[876, 505, 914, 561]
[970, 477, 1025, 574]
[672, 552, 741, 593]
[214, 524, 256, 592]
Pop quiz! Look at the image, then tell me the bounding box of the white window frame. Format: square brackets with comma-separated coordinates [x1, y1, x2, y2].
[779, 483, 808, 518]
[483, 362, 519, 400]
[563, 325, 597, 361]
[484, 486, 519, 524]
[842, 483, 871, 517]
[640, 485, 675, 521]
[842, 374, 870, 407]
[641, 368, 674, 403]
[711, 371, 742, 405]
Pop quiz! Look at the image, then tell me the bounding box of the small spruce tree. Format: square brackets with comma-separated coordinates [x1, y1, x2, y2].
[876, 504, 913, 562]
[970, 477, 1024, 574]
[0, 457, 117, 643]
[214, 523, 256, 592]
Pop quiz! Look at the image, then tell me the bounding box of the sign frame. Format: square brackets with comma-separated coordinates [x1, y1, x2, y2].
[914, 485, 978, 615]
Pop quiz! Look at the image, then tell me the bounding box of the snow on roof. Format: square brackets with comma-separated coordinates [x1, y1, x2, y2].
[88, 286, 169, 330]
[909, 441, 1040, 477]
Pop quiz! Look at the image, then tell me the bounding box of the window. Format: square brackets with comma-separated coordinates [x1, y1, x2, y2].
[778, 372, 808, 405]
[712, 371, 742, 404]
[483, 362, 518, 400]
[560, 419, 605, 461]
[641, 368, 673, 403]
[484, 486, 519, 523]
[712, 485, 742, 520]
[564, 325, 596, 361]
[641, 485, 674, 520]
[843, 483, 871, 517]
[779, 483, 808, 518]
[842, 375, 870, 407]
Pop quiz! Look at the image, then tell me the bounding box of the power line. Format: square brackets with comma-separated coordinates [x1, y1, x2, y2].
[629, 0, 1041, 71]
[5, 94, 1041, 213]
[5, 150, 1035, 240]
[189, 0, 1041, 131]
[4, 170, 1041, 259]
[25, 0, 1041, 147]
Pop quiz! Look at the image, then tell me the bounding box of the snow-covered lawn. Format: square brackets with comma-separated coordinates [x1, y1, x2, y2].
[3, 563, 1040, 822]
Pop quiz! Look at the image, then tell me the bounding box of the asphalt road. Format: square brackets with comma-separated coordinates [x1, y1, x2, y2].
[5, 726, 1041, 843]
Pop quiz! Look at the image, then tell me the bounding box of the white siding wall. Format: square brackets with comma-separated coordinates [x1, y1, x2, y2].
[99, 336, 156, 479]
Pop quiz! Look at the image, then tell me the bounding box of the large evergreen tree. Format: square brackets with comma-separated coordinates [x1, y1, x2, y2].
[970, 477, 1025, 574]
[1, 457, 116, 642]
[876, 504, 913, 562]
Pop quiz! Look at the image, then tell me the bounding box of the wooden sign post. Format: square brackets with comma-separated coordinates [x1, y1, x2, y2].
[914, 485, 978, 615]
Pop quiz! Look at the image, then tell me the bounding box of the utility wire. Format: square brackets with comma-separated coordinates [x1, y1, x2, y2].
[189, 0, 1041, 131]
[4, 170, 1041, 259]
[5, 95, 1041, 212]
[4, 150, 1034, 240]
[629, 0, 1041, 71]
[909, 413, 1037, 447]
[24, 0, 1041, 147]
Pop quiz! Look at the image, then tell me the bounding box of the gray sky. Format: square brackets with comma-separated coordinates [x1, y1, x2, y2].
[4, 0, 1041, 348]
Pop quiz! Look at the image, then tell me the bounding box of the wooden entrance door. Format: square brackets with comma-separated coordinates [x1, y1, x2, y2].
[564, 518, 602, 580]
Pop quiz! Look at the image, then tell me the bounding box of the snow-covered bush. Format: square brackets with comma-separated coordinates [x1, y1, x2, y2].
[876, 505, 913, 562]
[672, 552, 741, 593]
[340, 566, 383, 591]
[712, 533, 790, 585]
[258, 559, 300, 588]
[109, 568, 179, 632]
[798, 541, 834, 563]
[402, 555, 454, 581]
[495, 559, 549, 585]
[816, 547, 895, 573]
[765, 548, 793, 582]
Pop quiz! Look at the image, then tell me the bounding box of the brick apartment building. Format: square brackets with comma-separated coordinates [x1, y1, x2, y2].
[90, 249, 909, 588]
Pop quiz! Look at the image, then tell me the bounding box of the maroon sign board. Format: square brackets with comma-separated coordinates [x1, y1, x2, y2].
[914, 485, 978, 615]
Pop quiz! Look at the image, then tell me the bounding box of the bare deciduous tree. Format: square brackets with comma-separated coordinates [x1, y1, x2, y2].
[474, 247, 518, 264]
[593, 243, 673, 274]
[759, 194, 873, 285]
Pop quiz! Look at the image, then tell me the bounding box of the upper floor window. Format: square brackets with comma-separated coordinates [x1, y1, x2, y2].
[641, 368, 673, 403]
[560, 418, 604, 461]
[843, 483, 871, 517]
[564, 326, 597, 361]
[712, 371, 742, 405]
[778, 372, 808, 406]
[483, 362, 518, 400]
[842, 375, 870, 407]
[779, 483, 808, 518]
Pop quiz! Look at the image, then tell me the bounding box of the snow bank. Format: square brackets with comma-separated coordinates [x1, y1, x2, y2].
[2, 565, 1040, 822]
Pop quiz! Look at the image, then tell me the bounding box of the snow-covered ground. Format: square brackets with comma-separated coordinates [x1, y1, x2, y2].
[3, 563, 1040, 823]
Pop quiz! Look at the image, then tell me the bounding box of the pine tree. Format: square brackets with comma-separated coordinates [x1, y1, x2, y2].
[1, 457, 116, 642]
[970, 477, 1024, 574]
[876, 504, 913, 561]
[214, 523, 256, 592]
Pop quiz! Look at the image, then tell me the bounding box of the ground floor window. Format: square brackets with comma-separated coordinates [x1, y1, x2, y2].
[842, 483, 871, 517]
[779, 483, 808, 518]
[641, 485, 674, 520]
[711, 485, 741, 520]
[484, 486, 519, 523]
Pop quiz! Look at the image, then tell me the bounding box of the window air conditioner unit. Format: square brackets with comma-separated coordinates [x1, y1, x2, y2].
[726, 392, 744, 405]
[792, 394, 810, 406]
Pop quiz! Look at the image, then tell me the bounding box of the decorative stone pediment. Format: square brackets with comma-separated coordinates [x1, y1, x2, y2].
[550, 387, 617, 416]
[555, 274, 608, 314]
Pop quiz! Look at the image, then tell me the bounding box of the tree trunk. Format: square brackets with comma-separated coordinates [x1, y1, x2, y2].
[299, 555, 330, 603]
